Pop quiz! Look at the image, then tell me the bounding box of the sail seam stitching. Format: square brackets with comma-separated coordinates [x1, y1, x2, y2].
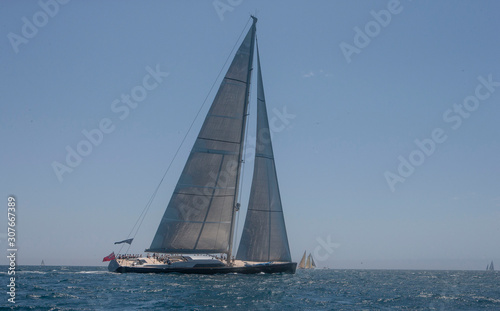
[208, 114, 241, 120]
[193, 155, 226, 250]
[198, 137, 240, 145]
[163, 219, 231, 224]
[224, 77, 246, 84]
[174, 192, 234, 196]
[255, 154, 274, 159]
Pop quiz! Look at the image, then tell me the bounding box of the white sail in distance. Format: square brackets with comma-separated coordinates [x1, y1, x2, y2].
[298, 251, 307, 269]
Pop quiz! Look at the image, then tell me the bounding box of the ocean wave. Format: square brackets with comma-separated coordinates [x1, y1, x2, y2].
[5, 268, 499, 310]
[17, 270, 47, 274]
[76, 271, 109, 274]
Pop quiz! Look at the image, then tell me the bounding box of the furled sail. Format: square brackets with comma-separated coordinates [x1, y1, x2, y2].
[147, 19, 257, 254]
[236, 43, 292, 262]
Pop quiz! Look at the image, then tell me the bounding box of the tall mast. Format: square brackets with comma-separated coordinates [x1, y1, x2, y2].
[147, 17, 259, 256]
[235, 33, 292, 264]
[226, 16, 258, 264]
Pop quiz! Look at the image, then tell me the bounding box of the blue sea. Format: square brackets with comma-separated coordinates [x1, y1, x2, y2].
[2, 266, 499, 310]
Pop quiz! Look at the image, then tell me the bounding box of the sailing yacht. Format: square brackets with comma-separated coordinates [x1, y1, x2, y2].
[298, 251, 316, 269]
[108, 17, 296, 274]
[486, 261, 495, 271]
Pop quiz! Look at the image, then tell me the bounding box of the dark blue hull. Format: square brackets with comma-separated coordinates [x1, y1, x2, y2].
[108, 260, 296, 274]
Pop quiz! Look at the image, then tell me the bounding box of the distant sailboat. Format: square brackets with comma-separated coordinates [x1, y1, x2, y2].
[306, 253, 316, 269]
[41, 260, 45, 266]
[486, 261, 494, 271]
[298, 251, 307, 269]
[298, 251, 316, 269]
[107, 17, 296, 275]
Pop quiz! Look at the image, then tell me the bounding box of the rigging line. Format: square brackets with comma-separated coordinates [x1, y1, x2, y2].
[119, 178, 158, 255]
[118, 17, 255, 253]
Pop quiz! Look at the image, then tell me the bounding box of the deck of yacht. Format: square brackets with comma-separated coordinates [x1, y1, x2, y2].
[116, 256, 286, 268]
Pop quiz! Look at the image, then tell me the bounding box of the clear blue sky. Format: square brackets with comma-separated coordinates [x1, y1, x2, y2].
[1, 0, 499, 270]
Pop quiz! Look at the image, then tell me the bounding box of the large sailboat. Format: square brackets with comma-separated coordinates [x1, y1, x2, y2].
[108, 17, 296, 274]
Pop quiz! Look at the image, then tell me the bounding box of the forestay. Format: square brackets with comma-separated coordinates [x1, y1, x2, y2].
[147, 21, 257, 254]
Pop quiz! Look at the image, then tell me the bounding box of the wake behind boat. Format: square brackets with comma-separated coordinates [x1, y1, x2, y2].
[107, 16, 296, 275]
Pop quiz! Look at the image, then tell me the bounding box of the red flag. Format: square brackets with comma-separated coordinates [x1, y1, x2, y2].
[102, 252, 115, 262]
